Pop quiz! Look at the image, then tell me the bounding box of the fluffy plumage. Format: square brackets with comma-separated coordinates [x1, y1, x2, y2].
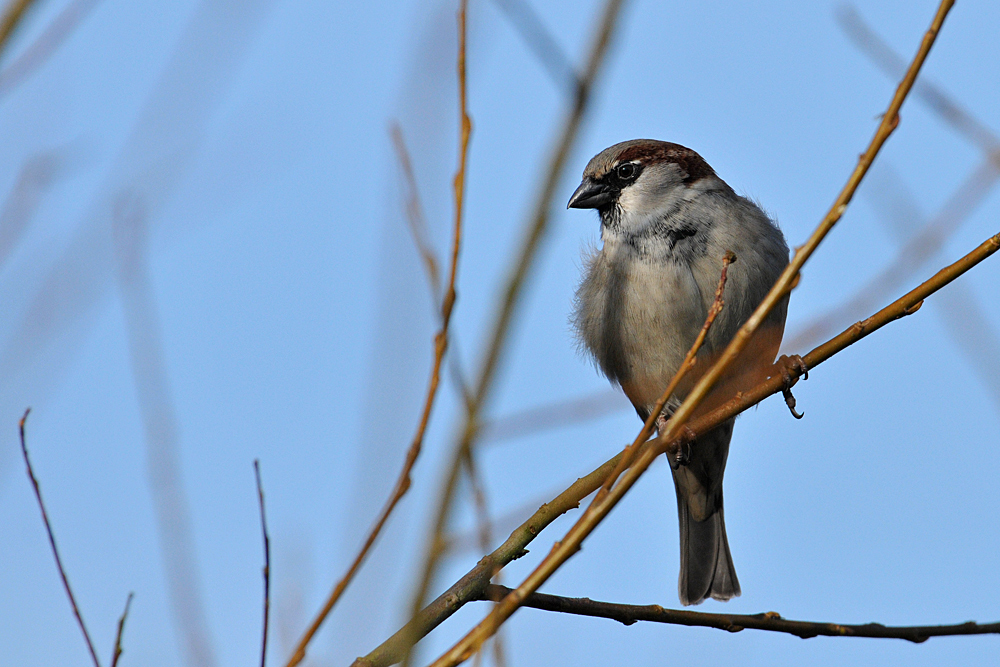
[569, 139, 789, 605]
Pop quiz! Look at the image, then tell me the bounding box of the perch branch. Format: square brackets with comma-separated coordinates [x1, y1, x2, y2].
[478, 584, 1000, 643]
[427, 2, 955, 663]
[355, 228, 999, 667]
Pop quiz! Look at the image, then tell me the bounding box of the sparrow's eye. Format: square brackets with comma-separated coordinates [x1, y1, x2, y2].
[615, 162, 638, 182]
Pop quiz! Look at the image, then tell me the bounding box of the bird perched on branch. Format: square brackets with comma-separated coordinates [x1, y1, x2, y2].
[568, 139, 789, 605]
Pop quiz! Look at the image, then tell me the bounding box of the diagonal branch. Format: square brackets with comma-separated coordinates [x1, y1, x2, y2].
[427, 3, 956, 664]
[282, 3, 472, 666]
[355, 228, 1000, 667]
[19, 409, 102, 667]
[836, 5, 1000, 154]
[109, 592, 134, 667]
[477, 584, 1000, 643]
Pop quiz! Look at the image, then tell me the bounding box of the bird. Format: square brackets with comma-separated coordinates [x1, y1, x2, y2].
[567, 139, 789, 605]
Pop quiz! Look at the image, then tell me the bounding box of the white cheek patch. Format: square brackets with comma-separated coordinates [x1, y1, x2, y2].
[616, 172, 687, 233]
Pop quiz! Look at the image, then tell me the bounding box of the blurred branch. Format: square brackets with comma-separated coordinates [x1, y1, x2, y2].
[113, 192, 218, 667]
[18, 409, 102, 667]
[428, 3, 956, 663]
[865, 165, 1000, 409]
[0, 149, 67, 269]
[786, 5, 1000, 351]
[391, 123, 442, 298]
[490, 0, 579, 94]
[0, 0, 38, 59]
[477, 584, 1000, 642]
[109, 592, 134, 667]
[283, 4, 472, 666]
[0, 0, 102, 97]
[442, 490, 558, 555]
[407, 0, 628, 646]
[255, 461, 271, 667]
[785, 156, 999, 350]
[478, 389, 624, 444]
[354, 226, 1000, 667]
[836, 5, 1000, 154]
[931, 282, 1000, 408]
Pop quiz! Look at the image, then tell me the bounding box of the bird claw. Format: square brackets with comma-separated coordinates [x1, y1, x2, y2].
[666, 425, 696, 469]
[782, 387, 804, 419]
[776, 354, 808, 387]
[775, 354, 808, 419]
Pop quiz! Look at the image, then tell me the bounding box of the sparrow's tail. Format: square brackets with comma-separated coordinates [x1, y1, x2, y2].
[675, 489, 740, 606]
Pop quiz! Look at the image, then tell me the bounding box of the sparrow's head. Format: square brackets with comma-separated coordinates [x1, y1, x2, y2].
[567, 139, 723, 232]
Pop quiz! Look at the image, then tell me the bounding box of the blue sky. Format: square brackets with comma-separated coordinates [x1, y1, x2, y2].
[1, 1, 999, 666]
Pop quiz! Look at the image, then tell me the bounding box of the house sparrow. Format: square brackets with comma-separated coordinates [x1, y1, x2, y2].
[568, 139, 789, 605]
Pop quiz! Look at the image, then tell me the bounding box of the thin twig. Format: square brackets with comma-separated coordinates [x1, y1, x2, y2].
[354, 227, 999, 667]
[19, 409, 102, 667]
[109, 592, 134, 667]
[865, 165, 1000, 409]
[391, 122, 442, 298]
[255, 460, 271, 667]
[281, 4, 472, 666]
[478, 583, 1000, 642]
[428, 3, 955, 663]
[407, 0, 627, 642]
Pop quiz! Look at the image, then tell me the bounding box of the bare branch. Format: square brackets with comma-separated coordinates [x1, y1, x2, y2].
[255, 461, 272, 667]
[109, 592, 134, 667]
[478, 584, 1000, 643]
[283, 4, 472, 665]
[19, 409, 102, 667]
[785, 156, 999, 351]
[427, 3, 957, 663]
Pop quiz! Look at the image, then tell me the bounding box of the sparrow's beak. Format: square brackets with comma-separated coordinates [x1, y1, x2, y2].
[567, 178, 613, 209]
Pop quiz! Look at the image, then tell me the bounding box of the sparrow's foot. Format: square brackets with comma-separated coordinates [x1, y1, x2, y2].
[775, 354, 808, 419]
[665, 425, 696, 469]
